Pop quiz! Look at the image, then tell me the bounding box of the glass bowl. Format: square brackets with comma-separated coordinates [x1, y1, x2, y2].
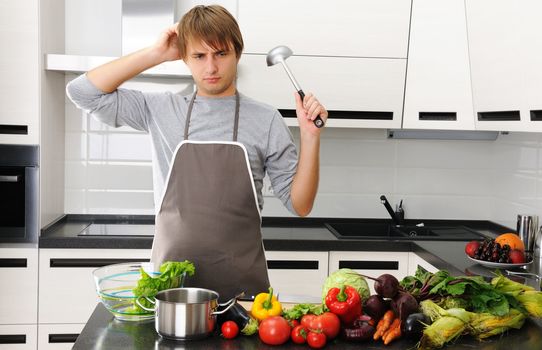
[93, 262, 185, 322]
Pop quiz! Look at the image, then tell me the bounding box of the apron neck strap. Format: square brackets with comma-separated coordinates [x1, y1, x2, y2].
[184, 91, 241, 142]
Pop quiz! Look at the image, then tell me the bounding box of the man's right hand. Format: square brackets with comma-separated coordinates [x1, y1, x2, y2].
[152, 23, 182, 63]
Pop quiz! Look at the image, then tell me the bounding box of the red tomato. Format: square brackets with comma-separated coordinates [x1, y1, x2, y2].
[312, 312, 341, 340]
[221, 321, 239, 339]
[307, 331, 327, 349]
[258, 316, 291, 345]
[291, 325, 308, 344]
[301, 314, 317, 328]
[289, 319, 300, 328]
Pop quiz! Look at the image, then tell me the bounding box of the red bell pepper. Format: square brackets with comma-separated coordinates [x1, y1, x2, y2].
[325, 285, 362, 326]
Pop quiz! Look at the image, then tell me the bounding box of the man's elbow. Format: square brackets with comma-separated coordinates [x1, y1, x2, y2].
[294, 203, 313, 217]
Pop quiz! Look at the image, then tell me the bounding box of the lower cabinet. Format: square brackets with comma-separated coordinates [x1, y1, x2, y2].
[265, 251, 329, 299]
[328, 251, 410, 295]
[38, 249, 151, 324]
[407, 252, 439, 275]
[0, 324, 37, 350]
[37, 324, 84, 350]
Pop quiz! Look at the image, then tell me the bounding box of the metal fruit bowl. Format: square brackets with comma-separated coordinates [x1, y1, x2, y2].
[93, 262, 185, 322]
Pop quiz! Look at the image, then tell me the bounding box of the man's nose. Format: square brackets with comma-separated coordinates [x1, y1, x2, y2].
[205, 57, 218, 73]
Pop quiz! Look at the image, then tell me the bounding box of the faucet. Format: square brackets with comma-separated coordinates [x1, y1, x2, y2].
[380, 195, 404, 226]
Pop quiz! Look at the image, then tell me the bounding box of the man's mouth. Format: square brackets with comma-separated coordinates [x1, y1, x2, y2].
[204, 77, 220, 83]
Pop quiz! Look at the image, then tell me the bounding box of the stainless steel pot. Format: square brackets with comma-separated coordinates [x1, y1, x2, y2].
[137, 287, 237, 340]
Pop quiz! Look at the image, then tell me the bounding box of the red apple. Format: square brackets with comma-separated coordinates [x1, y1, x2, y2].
[509, 249, 525, 264]
[465, 240, 481, 258]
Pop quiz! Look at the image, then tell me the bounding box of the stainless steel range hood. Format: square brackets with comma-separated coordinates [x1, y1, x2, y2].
[45, 0, 191, 78]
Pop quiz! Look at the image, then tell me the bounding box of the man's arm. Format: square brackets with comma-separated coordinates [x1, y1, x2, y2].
[290, 92, 327, 217]
[87, 24, 181, 93]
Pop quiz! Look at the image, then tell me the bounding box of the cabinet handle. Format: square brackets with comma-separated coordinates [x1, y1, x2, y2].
[530, 110, 542, 121]
[50, 258, 149, 268]
[279, 109, 393, 121]
[0, 124, 28, 135]
[0, 175, 20, 182]
[339, 260, 399, 270]
[418, 112, 457, 121]
[0, 335, 26, 344]
[0, 258, 27, 268]
[477, 111, 520, 121]
[49, 333, 79, 343]
[267, 260, 319, 270]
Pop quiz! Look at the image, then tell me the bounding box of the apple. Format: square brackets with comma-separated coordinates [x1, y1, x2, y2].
[509, 249, 525, 264]
[465, 240, 481, 258]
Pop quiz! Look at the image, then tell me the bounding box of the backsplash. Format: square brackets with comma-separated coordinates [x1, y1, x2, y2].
[64, 75, 542, 230]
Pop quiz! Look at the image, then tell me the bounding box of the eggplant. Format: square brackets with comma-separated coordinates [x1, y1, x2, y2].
[216, 302, 258, 335]
[401, 312, 430, 339]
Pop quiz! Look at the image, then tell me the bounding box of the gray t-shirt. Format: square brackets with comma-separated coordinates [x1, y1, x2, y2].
[66, 74, 298, 214]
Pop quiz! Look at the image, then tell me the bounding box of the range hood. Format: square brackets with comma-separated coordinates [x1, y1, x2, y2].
[45, 0, 191, 78]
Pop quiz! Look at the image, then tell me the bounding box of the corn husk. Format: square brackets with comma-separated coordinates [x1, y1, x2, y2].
[469, 308, 526, 339]
[515, 291, 542, 317]
[420, 300, 473, 323]
[491, 274, 535, 296]
[419, 316, 467, 350]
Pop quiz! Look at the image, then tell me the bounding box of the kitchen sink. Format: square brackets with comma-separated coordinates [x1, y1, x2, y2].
[325, 222, 403, 238]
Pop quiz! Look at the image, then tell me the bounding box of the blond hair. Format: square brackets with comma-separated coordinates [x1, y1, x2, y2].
[177, 5, 244, 59]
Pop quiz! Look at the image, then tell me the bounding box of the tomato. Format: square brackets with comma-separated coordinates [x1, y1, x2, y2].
[289, 319, 300, 328]
[312, 312, 341, 340]
[221, 321, 239, 339]
[301, 314, 317, 328]
[291, 325, 308, 344]
[258, 316, 291, 345]
[307, 331, 327, 349]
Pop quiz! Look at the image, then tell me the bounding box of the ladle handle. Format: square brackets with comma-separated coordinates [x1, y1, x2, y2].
[299, 90, 325, 128]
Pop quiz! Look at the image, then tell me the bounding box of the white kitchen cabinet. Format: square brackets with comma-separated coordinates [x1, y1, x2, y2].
[403, 0, 475, 130]
[328, 251, 409, 295]
[0, 324, 37, 350]
[0, 248, 38, 325]
[238, 0, 411, 59]
[407, 252, 438, 276]
[265, 251, 329, 299]
[237, 54, 406, 129]
[466, 1, 528, 132]
[522, 0, 542, 130]
[0, 0, 40, 145]
[38, 324, 83, 350]
[38, 249, 150, 324]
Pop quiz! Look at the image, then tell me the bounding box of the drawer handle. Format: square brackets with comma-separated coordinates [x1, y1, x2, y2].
[0, 334, 26, 344]
[339, 261, 399, 270]
[49, 333, 79, 343]
[0, 258, 27, 268]
[530, 110, 542, 121]
[50, 258, 150, 268]
[418, 112, 457, 121]
[0, 175, 20, 182]
[0, 124, 28, 135]
[279, 109, 393, 121]
[477, 110, 520, 121]
[267, 260, 319, 270]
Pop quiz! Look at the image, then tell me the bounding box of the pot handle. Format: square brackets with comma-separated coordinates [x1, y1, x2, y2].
[212, 291, 245, 315]
[135, 296, 156, 312]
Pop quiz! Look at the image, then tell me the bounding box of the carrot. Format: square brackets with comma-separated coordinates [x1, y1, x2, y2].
[383, 318, 402, 345]
[373, 310, 395, 340]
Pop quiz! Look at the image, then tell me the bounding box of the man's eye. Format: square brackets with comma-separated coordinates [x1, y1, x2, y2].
[193, 55, 203, 59]
[217, 51, 227, 57]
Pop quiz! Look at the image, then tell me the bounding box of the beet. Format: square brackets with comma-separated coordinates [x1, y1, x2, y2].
[374, 274, 399, 298]
[391, 291, 419, 322]
[364, 295, 388, 321]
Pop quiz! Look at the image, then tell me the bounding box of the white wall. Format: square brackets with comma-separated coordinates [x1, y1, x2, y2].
[64, 75, 542, 229]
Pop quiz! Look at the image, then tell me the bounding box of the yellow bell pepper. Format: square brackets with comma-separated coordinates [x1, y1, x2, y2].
[251, 287, 282, 321]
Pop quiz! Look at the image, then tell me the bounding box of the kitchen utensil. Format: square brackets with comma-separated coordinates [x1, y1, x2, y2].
[137, 288, 240, 340]
[92, 262, 185, 322]
[517, 214, 538, 253]
[266, 45, 325, 128]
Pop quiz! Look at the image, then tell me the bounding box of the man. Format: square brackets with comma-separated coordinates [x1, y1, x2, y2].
[67, 5, 327, 300]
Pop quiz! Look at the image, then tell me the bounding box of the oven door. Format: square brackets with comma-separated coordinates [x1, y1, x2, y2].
[0, 165, 38, 242]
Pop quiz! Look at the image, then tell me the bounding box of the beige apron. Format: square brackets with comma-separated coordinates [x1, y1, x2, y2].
[151, 91, 270, 301]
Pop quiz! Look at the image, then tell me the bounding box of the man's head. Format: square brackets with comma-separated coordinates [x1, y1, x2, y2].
[177, 5, 244, 60]
[177, 5, 243, 97]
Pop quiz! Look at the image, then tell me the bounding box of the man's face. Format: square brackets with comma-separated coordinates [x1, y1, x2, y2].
[184, 39, 239, 97]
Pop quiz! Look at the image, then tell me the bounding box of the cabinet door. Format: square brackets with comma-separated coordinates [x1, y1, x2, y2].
[237, 54, 406, 129]
[328, 251, 409, 295]
[403, 0, 474, 130]
[522, 0, 542, 131]
[38, 324, 84, 350]
[0, 1, 39, 144]
[238, 0, 411, 58]
[0, 324, 37, 350]
[38, 249, 151, 324]
[0, 248, 38, 325]
[407, 253, 438, 276]
[265, 251, 328, 299]
[466, 0, 527, 131]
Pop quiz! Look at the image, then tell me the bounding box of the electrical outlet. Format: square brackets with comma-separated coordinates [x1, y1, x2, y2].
[262, 176, 274, 197]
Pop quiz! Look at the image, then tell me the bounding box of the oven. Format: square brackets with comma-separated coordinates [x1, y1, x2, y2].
[0, 144, 38, 243]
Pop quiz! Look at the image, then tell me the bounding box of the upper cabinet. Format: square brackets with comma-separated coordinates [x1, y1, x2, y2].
[466, 0, 542, 132]
[237, 0, 412, 58]
[403, 0, 474, 130]
[0, 1, 39, 144]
